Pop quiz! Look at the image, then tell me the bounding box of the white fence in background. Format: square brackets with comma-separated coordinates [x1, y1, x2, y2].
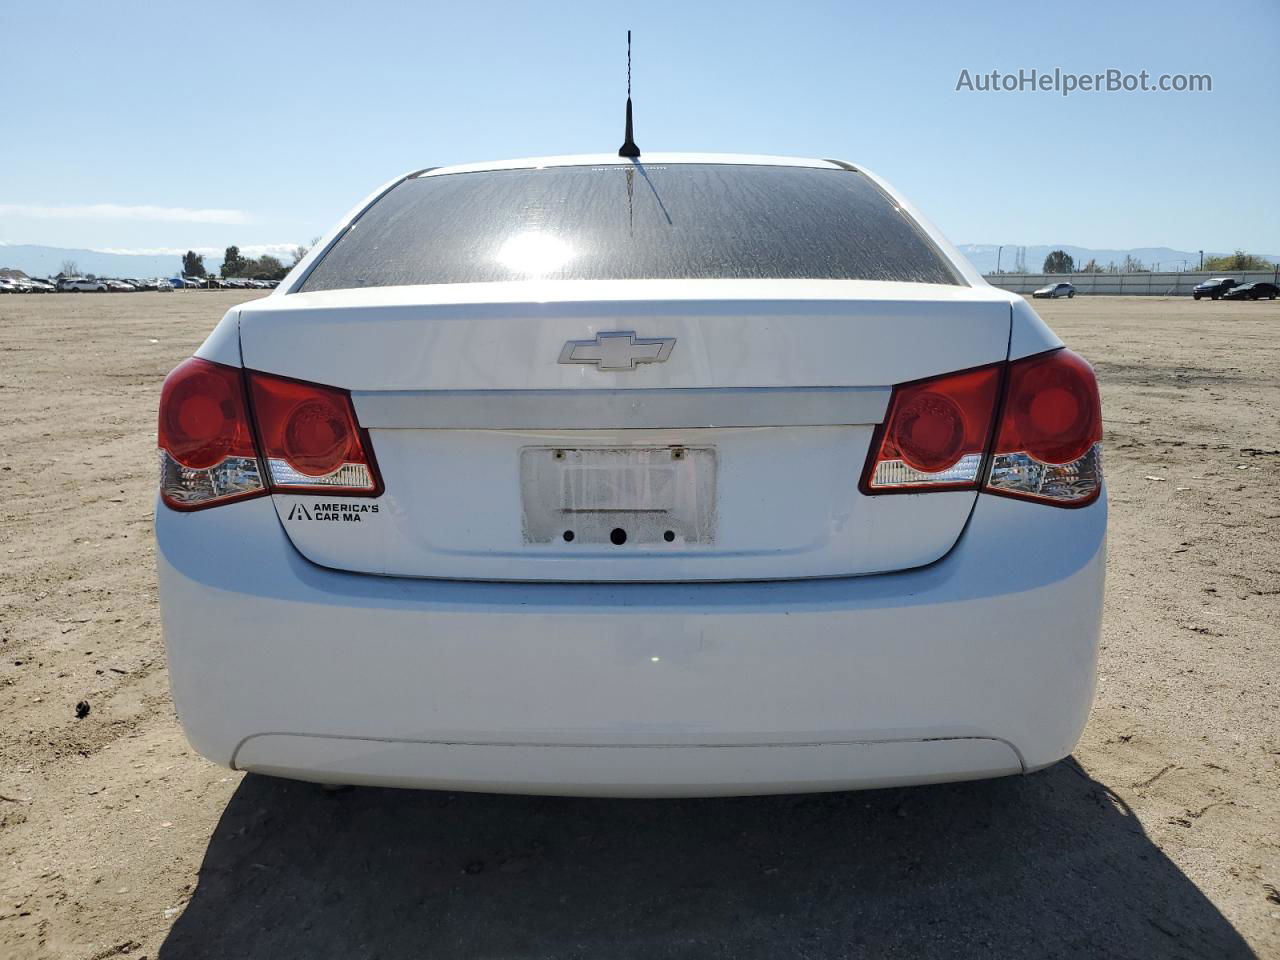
[984, 269, 1280, 296]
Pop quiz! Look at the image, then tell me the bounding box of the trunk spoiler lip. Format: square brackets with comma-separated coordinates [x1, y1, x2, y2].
[249, 278, 1019, 316]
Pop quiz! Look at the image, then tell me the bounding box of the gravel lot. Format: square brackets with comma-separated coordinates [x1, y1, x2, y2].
[1, 291, 1277, 959]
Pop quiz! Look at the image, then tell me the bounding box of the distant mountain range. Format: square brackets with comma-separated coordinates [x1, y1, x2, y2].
[956, 244, 1279, 275]
[2, 241, 1276, 280]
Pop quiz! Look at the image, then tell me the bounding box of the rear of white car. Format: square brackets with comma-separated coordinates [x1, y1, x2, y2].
[155, 155, 1105, 797]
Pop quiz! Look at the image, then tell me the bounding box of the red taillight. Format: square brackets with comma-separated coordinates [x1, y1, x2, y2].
[246, 371, 381, 495]
[991, 349, 1100, 466]
[861, 364, 1003, 493]
[863, 348, 1103, 506]
[158, 359, 381, 509]
[985, 348, 1102, 506]
[158, 358, 265, 510]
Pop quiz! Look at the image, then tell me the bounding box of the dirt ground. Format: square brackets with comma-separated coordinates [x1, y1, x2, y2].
[0, 291, 1277, 959]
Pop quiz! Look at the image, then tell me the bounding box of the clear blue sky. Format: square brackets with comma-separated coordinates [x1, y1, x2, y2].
[3, 0, 1277, 259]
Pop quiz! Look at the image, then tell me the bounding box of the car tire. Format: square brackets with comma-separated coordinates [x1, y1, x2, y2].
[1193, 294, 1201, 300]
[1068, 292, 1074, 298]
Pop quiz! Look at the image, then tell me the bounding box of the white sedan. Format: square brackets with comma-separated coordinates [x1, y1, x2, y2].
[1033, 281, 1076, 299]
[155, 153, 1106, 797]
[60, 277, 108, 292]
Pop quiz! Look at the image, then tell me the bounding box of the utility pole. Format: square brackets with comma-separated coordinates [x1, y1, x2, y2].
[996, 245, 1004, 274]
[1199, 250, 1204, 270]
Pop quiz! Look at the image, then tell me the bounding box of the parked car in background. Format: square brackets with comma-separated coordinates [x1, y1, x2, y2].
[28, 278, 56, 292]
[1221, 281, 1278, 301]
[1192, 277, 1239, 300]
[0, 278, 18, 293]
[0, 277, 42, 292]
[1032, 282, 1075, 299]
[59, 277, 109, 292]
[105, 279, 136, 292]
[156, 152, 1107, 798]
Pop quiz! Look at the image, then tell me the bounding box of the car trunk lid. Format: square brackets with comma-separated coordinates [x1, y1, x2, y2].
[237, 280, 1012, 581]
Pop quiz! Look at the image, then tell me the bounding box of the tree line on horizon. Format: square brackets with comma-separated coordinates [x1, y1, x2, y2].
[1037, 249, 1274, 275]
[181, 243, 317, 281]
[49, 244, 314, 281]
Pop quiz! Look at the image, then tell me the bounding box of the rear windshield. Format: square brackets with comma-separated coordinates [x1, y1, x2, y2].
[298, 164, 963, 291]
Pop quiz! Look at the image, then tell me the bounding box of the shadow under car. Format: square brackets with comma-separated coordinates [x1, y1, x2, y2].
[158, 759, 1252, 959]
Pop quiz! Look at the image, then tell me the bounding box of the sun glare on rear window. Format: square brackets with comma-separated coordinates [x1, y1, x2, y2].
[298, 164, 963, 291]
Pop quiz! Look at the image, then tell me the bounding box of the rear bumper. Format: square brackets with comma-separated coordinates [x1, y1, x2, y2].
[156, 490, 1106, 797]
[233, 736, 1021, 798]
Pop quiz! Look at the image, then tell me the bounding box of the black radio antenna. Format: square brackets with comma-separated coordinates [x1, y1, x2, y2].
[618, 30, 640, 158]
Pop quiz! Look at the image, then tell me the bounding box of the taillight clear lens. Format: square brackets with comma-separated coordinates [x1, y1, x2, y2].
[862, 365, 1003, 492]
[985, 444, 1103, 504]
[246, 371, 380, 494]
[983, 348, 1103, 506]
[158, 358, 265, 510]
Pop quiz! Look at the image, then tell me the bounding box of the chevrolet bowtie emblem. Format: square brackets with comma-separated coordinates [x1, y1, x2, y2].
[558, 331, 676, 371]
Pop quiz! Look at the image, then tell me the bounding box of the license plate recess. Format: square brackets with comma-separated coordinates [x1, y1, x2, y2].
[520, 446, 716, 545]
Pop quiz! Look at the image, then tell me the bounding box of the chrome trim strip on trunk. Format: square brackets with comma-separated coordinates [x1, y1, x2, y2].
[352, 386, 891, 430]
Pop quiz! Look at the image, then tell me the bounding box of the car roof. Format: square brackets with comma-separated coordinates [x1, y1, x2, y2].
[418, 153, 850, 178]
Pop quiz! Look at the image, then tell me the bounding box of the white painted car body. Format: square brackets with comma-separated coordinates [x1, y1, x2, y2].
[156, 153, 1106, 797]
[62, 278, 108, 292]
[1033, 282, 1075, 299]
